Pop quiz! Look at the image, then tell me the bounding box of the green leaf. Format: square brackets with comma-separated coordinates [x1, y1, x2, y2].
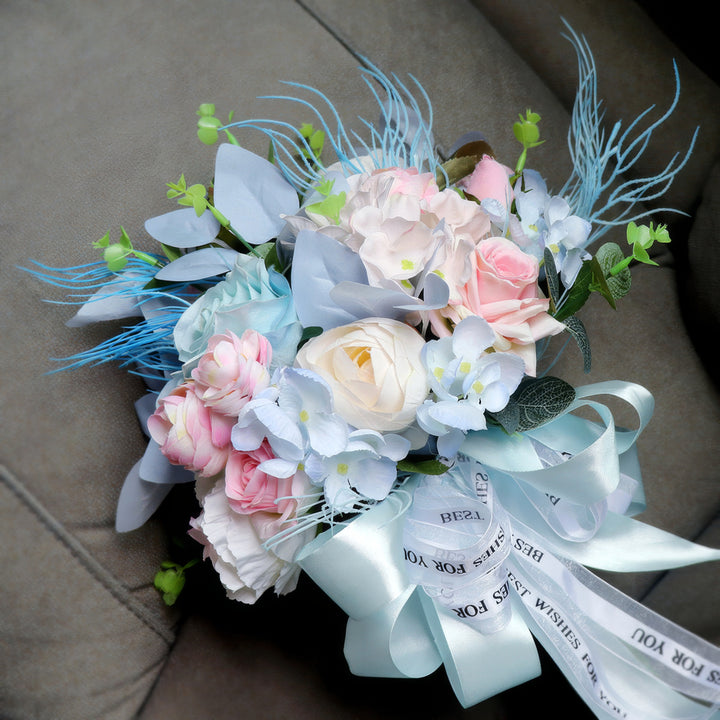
[396, 457, 450, 475]
[197, 126, 219, 145]
[118, 227, 133, 250]
[298, 326, 323, 349]
[487, 402, 521, 435]
[631, 242, 657, 266]
[563, 315, 592, 373]
[264, 243, 284, 272]
[543, 247, 560, 312]
[594, 243, 631, 302]
[224, 129, 240, 146]
[501, 376, 576, 433]
[186, 183, 207, 198]
[436, 155, 478, 190]
[103, 244, 129, 272]
[154, 568, 186, 606]
[306, 191, 347, 224]
[160, 243, 182, 262]
[93, 231, 110, 249]
[197, 103, 216, 117]
[192, 195, 207, 216]
[553, 259, 592, 321]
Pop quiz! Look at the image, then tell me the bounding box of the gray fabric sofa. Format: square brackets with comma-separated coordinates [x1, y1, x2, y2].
[2, 1, 718, 718]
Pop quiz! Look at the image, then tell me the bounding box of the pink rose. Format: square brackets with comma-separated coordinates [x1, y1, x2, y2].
[460, 155, 514, 211]
[191, 329, 272, 416]
[433, 237, 564, 375]
[147, 381, 234, 477]
[224, 440, 299, 519]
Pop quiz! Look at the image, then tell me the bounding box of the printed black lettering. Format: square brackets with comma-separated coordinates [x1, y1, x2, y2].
[671, 649, 704, 677]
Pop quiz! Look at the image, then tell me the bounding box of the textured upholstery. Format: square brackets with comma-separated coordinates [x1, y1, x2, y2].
[2, 1, 717, 718]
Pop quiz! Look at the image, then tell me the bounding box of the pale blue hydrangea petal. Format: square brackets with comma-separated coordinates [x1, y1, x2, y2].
[257, 457, 299, 479]
[451, 315, 495, 360]
[233, 398, 305, 462]
[145, 208, 221, 248]
[427, 399, 487, 432]
[353, 456, 398, 500]
[436, 428, 466, 459]
[213, 143, 300, 245]
[276, 367, 349, 457]
[329, 274, 448, 322]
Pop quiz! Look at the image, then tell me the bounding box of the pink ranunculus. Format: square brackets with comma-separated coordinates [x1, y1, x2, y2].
[460, 154, 514, 211]
[191, 329, 272, 416]
[147, 381, 234, 477]
[434, 237, 564, 375]
[224, 440, 299, 519]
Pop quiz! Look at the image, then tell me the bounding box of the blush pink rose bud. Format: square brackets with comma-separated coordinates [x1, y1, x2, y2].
[147, 381, 234, 477]
[191, 329, 272, 416]
[224, 440, 299, 520]
[460, 154, 514, 210]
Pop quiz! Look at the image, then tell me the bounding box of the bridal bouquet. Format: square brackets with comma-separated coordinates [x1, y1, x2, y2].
[30, 24, 720, 720]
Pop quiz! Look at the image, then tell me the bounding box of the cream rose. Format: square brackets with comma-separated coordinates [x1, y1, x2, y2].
[294, 318, 429, 433]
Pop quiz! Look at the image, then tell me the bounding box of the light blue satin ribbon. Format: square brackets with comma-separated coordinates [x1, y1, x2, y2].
[296, 381, 719, 712]
[296, 485, 541, 705]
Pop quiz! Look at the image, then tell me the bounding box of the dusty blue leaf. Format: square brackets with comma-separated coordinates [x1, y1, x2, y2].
[213, 143, 300, 244]
[145, 208, 220, 248]
[154, 247, 238, 281]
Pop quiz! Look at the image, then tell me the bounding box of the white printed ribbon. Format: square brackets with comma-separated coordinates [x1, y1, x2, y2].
[402, 476, 512, 634]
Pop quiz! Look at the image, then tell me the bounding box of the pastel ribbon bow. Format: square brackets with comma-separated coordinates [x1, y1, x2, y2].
[297, 382, 720, 717]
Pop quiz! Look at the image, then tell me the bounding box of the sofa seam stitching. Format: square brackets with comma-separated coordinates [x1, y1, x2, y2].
[0, 464, 175, 645]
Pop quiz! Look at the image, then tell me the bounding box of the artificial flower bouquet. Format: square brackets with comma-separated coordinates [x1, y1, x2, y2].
[30, 24, 720, 720]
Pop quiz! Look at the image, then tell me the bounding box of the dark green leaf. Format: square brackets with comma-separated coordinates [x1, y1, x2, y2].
[594, 243, 631, 302]
[298, 326, 323, 349]
[505, 376, 576, 432]
[554, 259, 592, 321]
[436, 155, 479, 190]
[396, 458, 450, 475]
[487, 402, 521, 435]
[563, 315, 591, 373]
[543, 247, 559, 311]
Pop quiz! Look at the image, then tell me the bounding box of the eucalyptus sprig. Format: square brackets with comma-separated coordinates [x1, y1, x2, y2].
[93, 227, 161, 272]
[154, 558, 199, 606]
[305, 178, 347, 225]
[511, 110, 544, 183]
[196, 103, 239, 146]
[298, 122, 326, 160]
[166, 174, 262, 257]
[551, 221, 672, 324]
[609, 221, 672, 275]
[166, 174, 229, 225]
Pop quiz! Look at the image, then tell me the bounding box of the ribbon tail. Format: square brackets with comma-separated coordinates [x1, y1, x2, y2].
[345, 586, 442, 678]
[419, 591, 541, 708]
[534, 513, 720, 573]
